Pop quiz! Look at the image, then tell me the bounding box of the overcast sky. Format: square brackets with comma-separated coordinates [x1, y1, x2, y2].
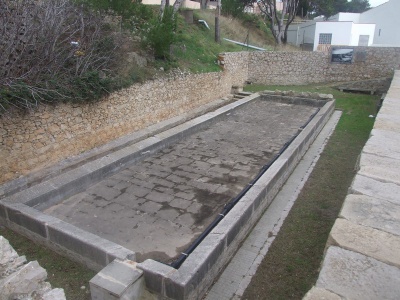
[369, 0, 389, 7]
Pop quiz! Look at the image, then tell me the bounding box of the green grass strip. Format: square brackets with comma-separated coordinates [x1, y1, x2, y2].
[241, 84, 379, 299]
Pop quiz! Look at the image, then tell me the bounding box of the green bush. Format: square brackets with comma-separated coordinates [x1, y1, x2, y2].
[144, 7, 177, 60]
[222, 0, 246, 18]
[0, 0, 139, 114]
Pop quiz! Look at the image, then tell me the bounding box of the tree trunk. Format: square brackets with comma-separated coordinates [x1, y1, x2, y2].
[159, 0, 166, 19]
[277, 0, 288, 44]
[173, 0, 185, 13]
[215, 0, 221, 43]
[200, 0, 208, 9]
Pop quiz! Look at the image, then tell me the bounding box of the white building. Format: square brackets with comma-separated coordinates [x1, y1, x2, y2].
[285, 0, 400, 51]
[359, 0, 400, 46]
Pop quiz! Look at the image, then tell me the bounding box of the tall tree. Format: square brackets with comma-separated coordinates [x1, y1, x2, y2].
[257, 0, 300, 45]
[304, 0, 370, 19]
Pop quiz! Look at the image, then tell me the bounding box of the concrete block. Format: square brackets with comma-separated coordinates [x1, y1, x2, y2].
[90, 259, 144, 300]
[136, 136, 162, 151]
[164, 234, 226, 300]
[340, 194, 400, 236]
[137, 259, 176, 295]
[0, 202, 7, 220]
[240, 181, 266, 211]
[350, 174, 400, 205]
[328, 218, 400, 268]
[358, 152, 400, 185]
[47, 220, 109, 267]
[226, 202, 253, 246]
[106, 245, 136, 265]
[6, 203, 49, 238]
[316, 246, 400, 300]
[303, 286, 342, 300]
[165, 234, 226, 300]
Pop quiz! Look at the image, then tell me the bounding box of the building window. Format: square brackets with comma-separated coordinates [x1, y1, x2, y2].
[319, 33, 332, 45]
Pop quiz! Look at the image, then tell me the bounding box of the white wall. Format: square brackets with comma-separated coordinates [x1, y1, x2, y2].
[142, 0, 200, 9]
[360, 0, 400, 46]
[313, 22, 353, 50]
[277, 21, 317, 46]
[350, 24, 376, 46]
[329, 13, 361, 22]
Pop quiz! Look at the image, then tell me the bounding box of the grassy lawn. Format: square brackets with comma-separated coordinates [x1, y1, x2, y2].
[241, 84, 380, 299]
[0, 227, 96, 300]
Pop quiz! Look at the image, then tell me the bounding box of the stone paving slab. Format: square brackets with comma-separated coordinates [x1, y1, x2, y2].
[43, 99, 318, 263]
[316, 247, 400, 300]
[351, 174, 400, 205]
[303, 287, 341, 300]
[358, 152, 400, 185]
[339, 194, 400, 236]
[363, 129, 400, 160]
[374, 113, 400, 132]
[328, 218, 400, 268]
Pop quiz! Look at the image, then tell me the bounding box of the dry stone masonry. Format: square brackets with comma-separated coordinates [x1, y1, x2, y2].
[1, 47, 399, 189]
[0, 235, 66, 299]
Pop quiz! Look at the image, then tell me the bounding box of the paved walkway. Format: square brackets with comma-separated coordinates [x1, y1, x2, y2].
[205, 111, 342, 300]
[304, 70, 400, 299]
[44, 99, 317, 263]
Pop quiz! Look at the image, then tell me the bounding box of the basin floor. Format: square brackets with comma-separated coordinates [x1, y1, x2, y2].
[44, 99, 317, 262]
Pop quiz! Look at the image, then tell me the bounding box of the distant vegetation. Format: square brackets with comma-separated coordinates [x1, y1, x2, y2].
[0, 0, 273, 114]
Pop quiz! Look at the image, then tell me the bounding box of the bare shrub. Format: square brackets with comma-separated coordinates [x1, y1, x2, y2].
[0, 0, 120, 113]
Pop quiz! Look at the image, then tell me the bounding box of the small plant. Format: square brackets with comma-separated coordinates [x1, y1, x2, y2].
[143, 7, 177, 60]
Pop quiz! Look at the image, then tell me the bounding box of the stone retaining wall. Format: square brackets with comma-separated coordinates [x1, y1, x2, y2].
[303, 70, 400, 299]
[1, 47, 399, 185]
[0, 52, 247, 184]
[248, 47, 400, 85]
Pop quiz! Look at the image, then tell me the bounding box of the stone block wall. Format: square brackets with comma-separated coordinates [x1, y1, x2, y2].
[0, 52, 248, 184]
[248, 47, 400, 85]
[1, 47, 399, 184]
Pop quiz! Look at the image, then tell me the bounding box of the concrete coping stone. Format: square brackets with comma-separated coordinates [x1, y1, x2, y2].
[136, 98, 335, 299]
[89, 259, 143, 297]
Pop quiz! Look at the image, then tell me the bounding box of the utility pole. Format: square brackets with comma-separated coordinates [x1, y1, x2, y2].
[215, 0, 221, 43]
